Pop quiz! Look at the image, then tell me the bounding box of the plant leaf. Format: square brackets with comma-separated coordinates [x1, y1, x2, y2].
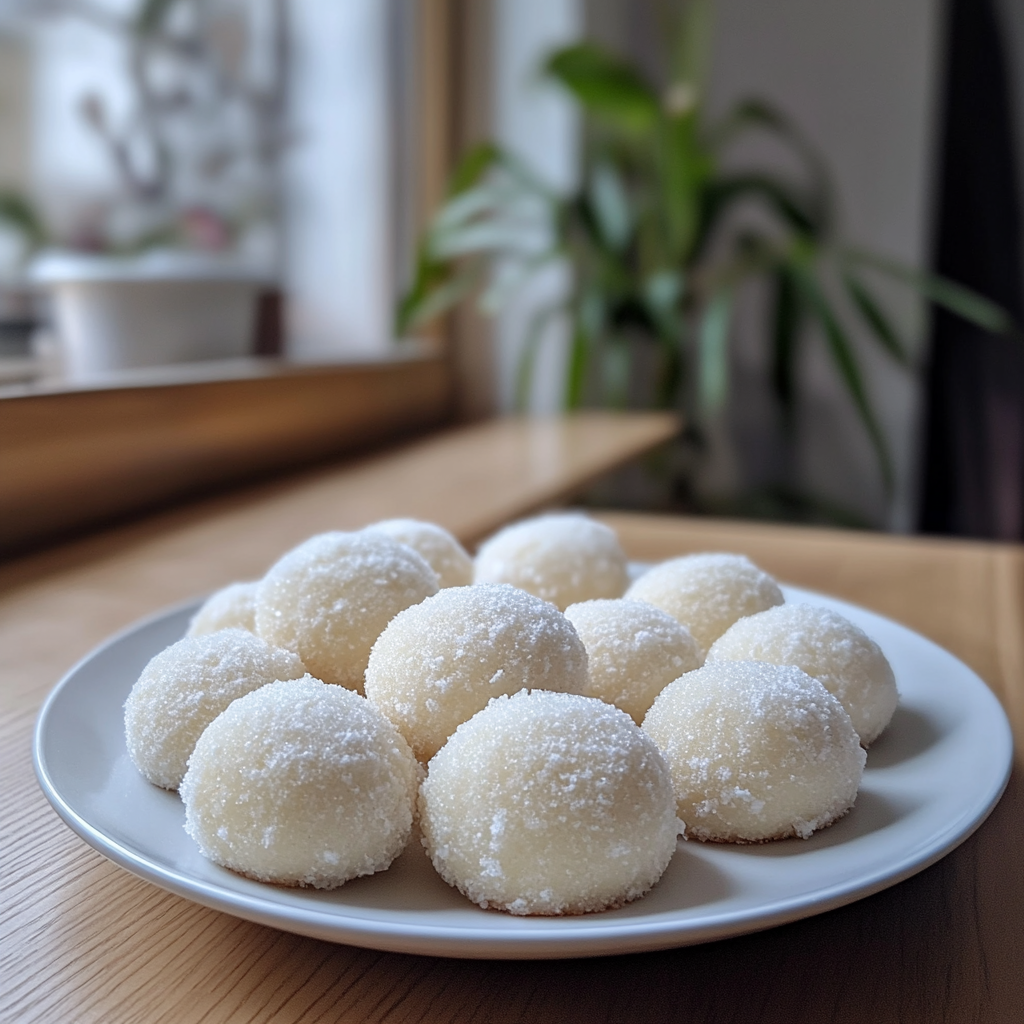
[479, 250, 560, 314]
[796, 268, 894, 493]
[714, 99, 801, 146]
[515, 303, 563, 411]
[770, 266, 802, 432]
[656, 342, 683, 409]
[564, 289, 605, 408]
[710, 100, 833, 235]
[698, 287, 733, 413]
[659, 111, 710, 260]
[397, 271, 476, 334]
[602, 337, 632, 409]
[704, 174, 821, 238]
[843, 271, 910, 365]
[134, 0, 179, 35]
[844, 248, 1017, 336]
[546, 44, 660, 133]
[0, 190, 47, 249]
[431, 181, 531, 236]
[566, 317, 590, 409]
[587, 160, 632, 252]
[714, 101, 831, 183]
[643, 268, 684, 339]
[669, 0, 715, 96]
[396, 241, 484, 334]
[448, 143, 502, 196]
[430, 221, 544, 260]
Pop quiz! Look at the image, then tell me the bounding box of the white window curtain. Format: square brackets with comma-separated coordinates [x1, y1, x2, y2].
[283, 0, 393, 359]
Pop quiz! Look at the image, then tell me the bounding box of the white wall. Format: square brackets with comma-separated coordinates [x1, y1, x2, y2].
[706, 0, 943, 528]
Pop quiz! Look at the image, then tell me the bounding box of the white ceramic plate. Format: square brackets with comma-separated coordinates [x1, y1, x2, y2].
[34, 586, 1012, 960]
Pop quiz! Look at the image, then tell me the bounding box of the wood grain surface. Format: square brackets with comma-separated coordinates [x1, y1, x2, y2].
[2, 422, 1022, 1024]
[0, 354, 453, 556]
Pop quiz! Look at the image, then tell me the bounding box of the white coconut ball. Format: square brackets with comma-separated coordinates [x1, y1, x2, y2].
[363, 518, 473, 588]
[706, 603, 898, 746]
[187, 581, 259, 636]
[564, 599, 703, 724]
[420, 689, 682, 915]
[473, 513, 629, 610]
[643, 661, 865, 843]
[124, 628, 305, 790]
[181, 676, 419, 888]
[254, 531, 439, 692]
[364, 584, 589, 761]
[626, 553, 784, 656]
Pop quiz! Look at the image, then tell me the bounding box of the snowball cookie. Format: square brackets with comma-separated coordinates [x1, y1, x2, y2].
[626, 553, 784, 656]
[365, 584, 589, 761]
[181, 675, 419, 888]
[362, 518, 473, 588]
[643, 661, 865, 843]
[187, 581, 258, 636]
[255, 531, 439, 692]
[420, 689, 681, 915]
[473, 513, 629, 610]
[564, 599, 703, 724]
[124, 629, 305, 790]
[706, 603, 898, 746]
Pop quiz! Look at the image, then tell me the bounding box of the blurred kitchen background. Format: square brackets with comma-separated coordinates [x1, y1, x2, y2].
[1, 0, 1023, 541]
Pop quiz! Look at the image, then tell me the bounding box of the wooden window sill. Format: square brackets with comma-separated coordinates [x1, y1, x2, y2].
[0, 352, 454, 556]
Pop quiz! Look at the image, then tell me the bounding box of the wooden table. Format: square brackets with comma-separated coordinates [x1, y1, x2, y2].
[3, 416, 1022, 1023]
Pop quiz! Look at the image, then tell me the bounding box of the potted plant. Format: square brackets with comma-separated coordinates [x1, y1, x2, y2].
[0, 190, 48, 364]
[17, 0, 285, 377]
[399, 5, 1015, 514]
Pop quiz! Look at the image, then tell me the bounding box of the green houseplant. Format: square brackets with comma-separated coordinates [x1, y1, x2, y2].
[398, 6, 1014, 511]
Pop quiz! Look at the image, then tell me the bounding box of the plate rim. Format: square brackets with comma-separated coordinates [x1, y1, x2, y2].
[33, 586, 1014, 959]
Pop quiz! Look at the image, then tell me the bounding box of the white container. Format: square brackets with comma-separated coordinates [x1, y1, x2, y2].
[31, 250, 268, 378]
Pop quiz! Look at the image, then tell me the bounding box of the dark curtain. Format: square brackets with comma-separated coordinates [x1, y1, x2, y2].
[918, 0, 1024, 539]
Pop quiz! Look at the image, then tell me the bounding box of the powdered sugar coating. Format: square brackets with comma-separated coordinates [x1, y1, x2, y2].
[181, 675, 419, 888]
[564, 599, 703, 724]
[365, 584, 589, 761]
[643, 661, 865, 843]
[707, 603, 898, 745]
[473, 513, 629, 610]
[254, 531, 439, 692]
[124, 628, 306, 790]
[420, 689, 682, 915]
[187, 581, 258, 636]
[626, 553, 784, 656]
[363, 518, 473, 588]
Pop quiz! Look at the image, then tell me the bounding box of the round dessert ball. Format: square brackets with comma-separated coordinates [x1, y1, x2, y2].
[706, 603, 898, 746]
[187, 581, 258, 637]
[124, 628, 305, 790]
[181, 676, 419, 888]
[362, 518, 473, 588]
[564, 599, 703, 724]
[626, 553, 784, 656]
[254, 531, 439, 692]
[473, 513, 629, 610]
[365, 584, 589, 761]
[420, 689, 681, 915]
[643, 661, 865, 843]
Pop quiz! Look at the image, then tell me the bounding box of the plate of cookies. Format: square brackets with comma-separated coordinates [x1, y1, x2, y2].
[34, 514, 1013, 959]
